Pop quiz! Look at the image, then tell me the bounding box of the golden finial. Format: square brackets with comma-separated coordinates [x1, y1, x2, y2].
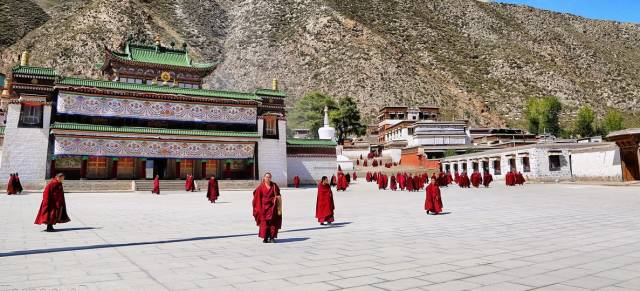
[272, 78, 278, 91]
[20, 51, 30, 66]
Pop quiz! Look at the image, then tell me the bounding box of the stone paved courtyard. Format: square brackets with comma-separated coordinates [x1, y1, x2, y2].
[2, 181, 640, 291]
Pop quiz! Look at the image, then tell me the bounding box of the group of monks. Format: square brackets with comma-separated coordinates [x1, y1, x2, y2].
[363, 171, 444, 214]
[151, 174, 220, 203]
[6, 173, 23, 195]
[453, 170, 494, 188]
[505, 170, 526, 186]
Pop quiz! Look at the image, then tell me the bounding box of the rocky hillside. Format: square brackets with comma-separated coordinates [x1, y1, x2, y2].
[1, 0, 639, 127]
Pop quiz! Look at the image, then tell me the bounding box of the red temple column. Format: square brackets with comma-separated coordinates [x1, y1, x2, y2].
[50, 158, 56, 179]
[175, 160, 181, 179]
[140, 159, 146, 179]
[201, 160, 207, 179]
[111, 158, 118, 179]
[80, 157, 88, 179]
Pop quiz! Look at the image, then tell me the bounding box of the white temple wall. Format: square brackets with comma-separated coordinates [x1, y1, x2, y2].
[287, 157, 337, 185]
[257, 119, 287, 185]
[0, 103, 51, 182]
[571, 149, 622, 181]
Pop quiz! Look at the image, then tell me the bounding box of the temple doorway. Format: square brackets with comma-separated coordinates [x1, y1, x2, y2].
[153, 159, 168, 178]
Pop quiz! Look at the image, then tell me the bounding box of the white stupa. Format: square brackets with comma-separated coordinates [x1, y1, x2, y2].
[318, 106, 336, 141]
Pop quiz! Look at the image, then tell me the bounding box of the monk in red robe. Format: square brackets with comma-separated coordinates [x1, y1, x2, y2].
[293, 175, 300, 188]
[316, 176, 335, 225]
[414, 175, 422, 190]
[372, 160, 378, 167]
[461, 171, 470, 188]
[425, 177, 443, 215]
[356, 159, 360, 166]
[506, 171, 515, 186]
[35, 173, 70, 232]
[352, 172, 357, 181]
[406, 175, 414, 191]
[454, 172, 460, 185]
[366, 172, 371, 182]
[185, 174, 194, 191]
[206, 176, 219, 203]
[337, 173, 348, 191]
[7, 174, 16, 195]
[330, 175, 337, 186]
[14, 173, 23, 193]
[252, 172, 282, 243]
[446, 172, 453, 185]
[516, 172, 525, 185]
[363, 159, 368, 167]
[390, 175, 397, 191]
[152, 175, 160, 194]
[482, 171, 493, 188]
[470, 170, 482, 188]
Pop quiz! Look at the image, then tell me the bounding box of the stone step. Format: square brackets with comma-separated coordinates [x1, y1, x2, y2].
[135, 180, 259, 191]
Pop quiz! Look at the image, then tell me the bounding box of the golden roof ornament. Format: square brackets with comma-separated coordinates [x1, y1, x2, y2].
[20, 51, 30, 66]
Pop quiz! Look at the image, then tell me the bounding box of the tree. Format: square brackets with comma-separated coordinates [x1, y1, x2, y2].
[524, 96, 562, 136]
[288, 91, 337, 139]
[601, 109, 624, 135]
[330, 96, 366, 144]
[574, 105, 596, 138]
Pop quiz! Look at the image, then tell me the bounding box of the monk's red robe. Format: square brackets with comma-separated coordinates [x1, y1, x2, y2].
[471, 172, 482, 188]
[482, 172, 493, 187]
[506, 172, 515, 186]
[352, 172, 357, 181]
[446, 173, 453, 185]
[206, 177, 219, 203]
[7, 175, 16, 195]
[454, 172, 460, 184]
[252, 182, 282, 239]
[152, 176, 160, 194]
[14, 175, 23, 193]
[438, 172, 446, 186]
[293, 176, 300, 188]
[425, 183, 443, 214]
[390, 175, 397, 190]
[337, 174, 348, 191]
[406, 176, 414, 191]
[366, 172, 371, 182]
[35, 179, 71, 225]
[363, 160, 368, 167]
[330, 175, 337, 186]
[185, 175, 195, 191]
[461, 173, 470, 188]
[372, 160, 378, 167]
[516, 172, 525, 185]
[316, 182, 335, 223]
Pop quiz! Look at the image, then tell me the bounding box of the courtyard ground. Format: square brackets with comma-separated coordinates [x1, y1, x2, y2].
[1, 181, 640, 291]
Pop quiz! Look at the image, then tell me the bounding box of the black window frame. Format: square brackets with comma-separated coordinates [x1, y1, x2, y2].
[18, 104, 44, 128]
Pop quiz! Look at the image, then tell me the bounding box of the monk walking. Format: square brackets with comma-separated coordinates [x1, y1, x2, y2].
[316, 176, 335, 225]
[152, 175, 160, 194]
[206, 175, 219, 203]
[390, 175, 397, 191]
[482, 170, 493, 188]
[337, 172, 348, 191]
[470, 170, 482, 188]
[252, 173, 282, 243]
[35, 173, 70, 232]
[293, 175, 300, 188]
[425, 176, 443, 215]
[14, 173, 23, 194]
[7, 173, 16, 195]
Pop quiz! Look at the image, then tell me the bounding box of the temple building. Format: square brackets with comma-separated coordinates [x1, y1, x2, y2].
[0, 40, 334, 187]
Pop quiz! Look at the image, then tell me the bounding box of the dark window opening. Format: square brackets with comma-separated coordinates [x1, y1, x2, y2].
[493, 160, 501, 175]
[19, 104, 44, 128]
[522, 157, 531, 172]
[549, 155, 561, 171]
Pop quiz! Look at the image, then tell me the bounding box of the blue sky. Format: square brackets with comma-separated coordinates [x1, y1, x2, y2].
[496, 0, 640, 23]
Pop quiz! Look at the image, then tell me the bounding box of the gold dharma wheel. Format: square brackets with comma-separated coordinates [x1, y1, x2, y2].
[160, 71, 171, 82]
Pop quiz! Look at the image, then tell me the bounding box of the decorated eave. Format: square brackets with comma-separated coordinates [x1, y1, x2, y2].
[255, 88, 286, 98]
[50, 122, 260, 140]
[11, 65, 58, 80]
[55, 77, 262, 106]
[99, 44, 216, 76]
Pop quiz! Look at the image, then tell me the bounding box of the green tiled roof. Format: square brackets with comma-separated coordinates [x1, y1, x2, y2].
[0, 127, 5, 135]
[57, 77, 262, 101]
[12, 66, 58, 77]
[110, 43, 214, 69]
[51, 123, 260, 138]
[287, 139, 337, 146]
[255, 89, 287, 97]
